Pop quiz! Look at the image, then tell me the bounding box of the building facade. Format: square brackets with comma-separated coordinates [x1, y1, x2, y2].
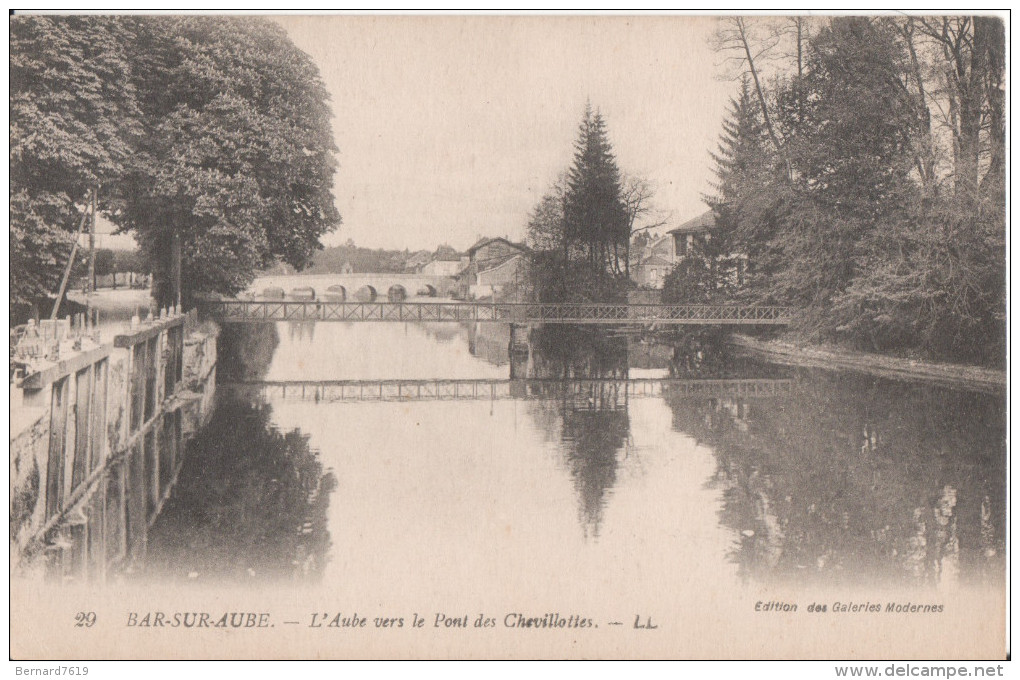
[420, 258, 463, 277]
[630, 210, 718, 290]
[474, 253, 529, 301]
[458, 237, 530, 300]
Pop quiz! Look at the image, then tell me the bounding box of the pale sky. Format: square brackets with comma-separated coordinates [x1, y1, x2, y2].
[278, 16, 737, 252]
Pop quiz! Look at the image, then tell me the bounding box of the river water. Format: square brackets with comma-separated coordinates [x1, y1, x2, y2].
[139, 320, 1005, 658]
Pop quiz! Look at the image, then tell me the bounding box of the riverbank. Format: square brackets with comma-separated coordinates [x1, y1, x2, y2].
[730, 334, 1006, 394]
[10, 309, 219, 578]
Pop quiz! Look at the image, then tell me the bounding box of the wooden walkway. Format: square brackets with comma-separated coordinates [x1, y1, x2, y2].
[221, 378, 795, 403]
[200, 300, 793, 326]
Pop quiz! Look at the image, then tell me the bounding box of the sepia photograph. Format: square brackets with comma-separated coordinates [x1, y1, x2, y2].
[8, 12, 1008, 665]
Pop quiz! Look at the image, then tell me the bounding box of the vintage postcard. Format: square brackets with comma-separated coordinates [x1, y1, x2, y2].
[9, 13, 1007, 662]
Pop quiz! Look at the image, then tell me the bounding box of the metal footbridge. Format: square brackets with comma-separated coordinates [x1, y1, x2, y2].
[200, 300, 793, 326]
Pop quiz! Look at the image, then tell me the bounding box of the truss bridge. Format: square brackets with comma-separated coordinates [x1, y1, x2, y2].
[200, 300, 793, 326]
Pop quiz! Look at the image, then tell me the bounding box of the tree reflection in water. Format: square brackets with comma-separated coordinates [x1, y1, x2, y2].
[663, 327, 786, 379]
[527, 325, 632, 540]
[145, 398, 336, 583]
[217, 323, 281, 382]
[146, 322, 336, 583]
[663, 367, 1005, 588]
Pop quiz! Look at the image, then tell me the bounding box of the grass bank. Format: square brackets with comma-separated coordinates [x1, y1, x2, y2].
[730, 334, 1006, 395]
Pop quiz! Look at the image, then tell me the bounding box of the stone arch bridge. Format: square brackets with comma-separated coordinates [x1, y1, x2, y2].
[250, 273, 458, 302]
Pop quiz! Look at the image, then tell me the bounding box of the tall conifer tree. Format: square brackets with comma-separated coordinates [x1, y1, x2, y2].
[563, 103, 629, 298]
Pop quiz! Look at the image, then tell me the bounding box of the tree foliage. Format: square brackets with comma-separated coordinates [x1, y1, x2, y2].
[563, 104, 630, 285]
[706, 16, 1005, 364]
[10, 16, 141, 316]
[526, 105, 633, 302]
[119, 17, 341, 306]
[297, 244, 413, 275]
[661, 245, 718, 305]
[9, 16, 341, 315]
[700, 78, 776, 295]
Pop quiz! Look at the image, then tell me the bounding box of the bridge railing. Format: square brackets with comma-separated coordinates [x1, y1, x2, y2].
[200, 300, 794, 325]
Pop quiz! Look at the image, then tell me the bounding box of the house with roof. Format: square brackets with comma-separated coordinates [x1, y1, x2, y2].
[404, 251, 432, 273]
[420, 253, 463, 277]
[632, 253, 674, 289]
[667, 210, 715, 259]
[668, 209, 746, 288]
[630, 210, 733, 289]
[457, 237, 530, 300]
[631, 233, 676, 289]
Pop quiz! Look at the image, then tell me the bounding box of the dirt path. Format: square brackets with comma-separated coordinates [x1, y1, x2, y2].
[730, 334, 1006, 394]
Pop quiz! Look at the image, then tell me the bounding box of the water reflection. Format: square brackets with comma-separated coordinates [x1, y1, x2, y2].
[145, 398, 336, 583]
[159, 321, 1004, 594]
[663, 368, 1005, 588]
[526, 326, 633, 539]
[217, 323, 280, 382]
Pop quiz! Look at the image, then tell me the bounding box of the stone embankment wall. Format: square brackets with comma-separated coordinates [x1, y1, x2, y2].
[9, 310, 218, 581]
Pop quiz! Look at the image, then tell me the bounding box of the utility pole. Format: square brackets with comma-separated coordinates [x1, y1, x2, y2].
[88, 185, 97, 294]
[50, 188, 93, 321]
[172, 231, 182, 309]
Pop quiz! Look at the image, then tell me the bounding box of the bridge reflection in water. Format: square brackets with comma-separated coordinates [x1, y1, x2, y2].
[221, 377, 794, 407]
[147, 321, 1004, 592]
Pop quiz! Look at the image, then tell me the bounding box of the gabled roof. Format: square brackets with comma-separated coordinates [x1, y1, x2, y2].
[668, 210, 715, 235]
[405, 251, 431, 267]
[478, 252, 525, 275]
[467, 237, 529, 256]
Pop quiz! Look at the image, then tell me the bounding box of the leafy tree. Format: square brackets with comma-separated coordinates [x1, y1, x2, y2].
[10, 16, 341, 317]
[706, 76, 784, 300]
[819, 18, 1004, 361]
[525, 174, 571, 300]
[706, 16, 1004, 363]
[526, 106, 631, 302]
[773, 19, 920, 318]
[10, 16, 141, 318]
[93, 248, 115, 278]
[711, 17, 789, 173]
[661, 243, 719, 305]
[117, 17, 341, 306]
[111, 248, 147, 274]
[670, 76, 777, 310]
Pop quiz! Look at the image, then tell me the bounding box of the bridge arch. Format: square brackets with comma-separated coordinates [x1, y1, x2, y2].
[418, 283, 437, 297]
[355, 285, 377, 302]
[387, 284, 408, 302]
[324, 284, 347, 302]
